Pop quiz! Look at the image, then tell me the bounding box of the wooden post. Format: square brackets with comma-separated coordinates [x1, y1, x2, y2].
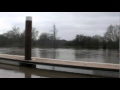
[25, 16, 32, 60]
[20, 16, 36, 68]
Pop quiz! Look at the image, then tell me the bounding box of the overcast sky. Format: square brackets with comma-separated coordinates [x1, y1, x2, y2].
[0, 12, 119, 40]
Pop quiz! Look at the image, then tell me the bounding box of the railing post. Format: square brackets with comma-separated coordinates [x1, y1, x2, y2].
[25, 16, 32, 60]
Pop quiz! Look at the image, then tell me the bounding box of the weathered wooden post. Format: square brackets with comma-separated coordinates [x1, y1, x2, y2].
[25, 16, 32, 60]
[20, 16, 36, 68]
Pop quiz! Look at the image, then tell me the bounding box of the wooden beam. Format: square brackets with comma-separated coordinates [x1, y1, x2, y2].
[0, 54, 119, 72]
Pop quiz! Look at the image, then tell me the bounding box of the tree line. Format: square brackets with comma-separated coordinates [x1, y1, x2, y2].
[0, 24, 119, 49]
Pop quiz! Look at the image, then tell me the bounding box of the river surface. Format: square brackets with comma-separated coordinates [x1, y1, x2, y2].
[0, 48, 119, 64]
[0, 48, 119, 78]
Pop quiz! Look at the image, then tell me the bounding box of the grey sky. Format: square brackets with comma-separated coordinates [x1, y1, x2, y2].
[0, 12, 119, 40]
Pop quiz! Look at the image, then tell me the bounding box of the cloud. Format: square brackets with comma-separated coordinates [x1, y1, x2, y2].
[0, 12, 119, 40]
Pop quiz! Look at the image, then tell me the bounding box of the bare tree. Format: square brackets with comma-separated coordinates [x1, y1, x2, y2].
[32, 27, 39, 41]
[51, 24, 58, 48]
[104, 25, 119, 49]
[104, 25, 119, 42]
[4, 26, 20, 39]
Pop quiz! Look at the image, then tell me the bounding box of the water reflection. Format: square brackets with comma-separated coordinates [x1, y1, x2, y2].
[74, 49, 119, 64]
[0, 48, 119, 64]
[102, 49, 119, 64]
[0, 47, 24, 55]
[0, 63, 119, 78]
[0, 48, 119, 78]
[0, 63, 102, 78]
[32, 48, 59, 59]
[39, 49, 58, 59]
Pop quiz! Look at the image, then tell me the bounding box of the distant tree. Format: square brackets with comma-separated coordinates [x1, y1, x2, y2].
[0, 24, 119, 50]
[4, 26, 20, 39]
[38, 33, 51, 47]
[19, 31, 25, 47]
[32, 27, 39, 46]
[104, 25, 119, 49]
[3, 26, 20, 46]
[50, 24, 58, 48]
[92, 35, 102, 49]
[20, 27, 39, 46]
[32, 27, 39, 41]
[74, 35, 80, 47]
[0, 34, 8, 46]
